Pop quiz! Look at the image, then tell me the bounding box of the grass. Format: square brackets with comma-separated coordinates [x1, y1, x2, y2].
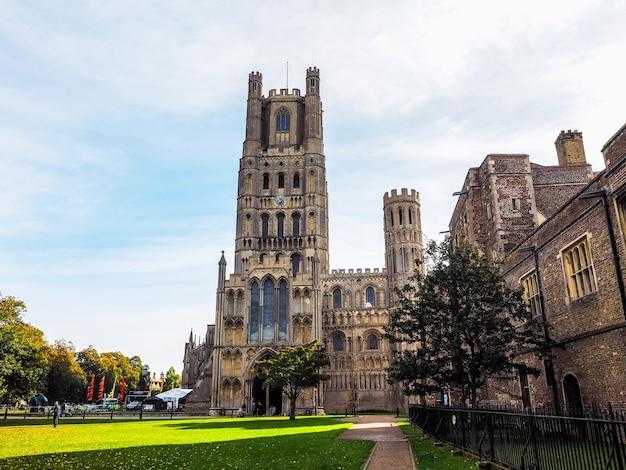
[0, 416, 373, 469]
[398, 422, 479, 470]
[0, 415, 484, 469]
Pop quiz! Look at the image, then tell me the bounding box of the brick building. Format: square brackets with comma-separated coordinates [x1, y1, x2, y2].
[450, 125, 626, 413]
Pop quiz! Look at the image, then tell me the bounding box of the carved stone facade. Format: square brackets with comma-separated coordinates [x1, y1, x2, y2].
[182, 68, 423, 414]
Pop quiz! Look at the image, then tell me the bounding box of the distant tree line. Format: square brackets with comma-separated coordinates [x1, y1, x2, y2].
[0, 295, 179, 404]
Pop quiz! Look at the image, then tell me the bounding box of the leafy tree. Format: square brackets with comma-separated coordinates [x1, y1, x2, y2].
[0, 296, 49, 402]
[76, 347, 143, 399]
[385, 239, 545, 408]
[163, 366, 181, 391]
[76, 345, 105, 400]
[255, 340, 329, 420]
[46, 340, 87, 403]
[128, 356, 146, 391]
[101, 351, 141, 398]
[137, 363, 151, 391]
[76, 346, 105, 380]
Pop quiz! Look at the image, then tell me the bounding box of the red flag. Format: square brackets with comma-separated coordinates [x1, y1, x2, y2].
[98, 376, 106, 401]
[120, 377, 125, 402]
[86, 375, 95, 401]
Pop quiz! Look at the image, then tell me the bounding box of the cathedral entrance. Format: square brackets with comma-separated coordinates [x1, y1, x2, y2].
[252, 376, 282, 416]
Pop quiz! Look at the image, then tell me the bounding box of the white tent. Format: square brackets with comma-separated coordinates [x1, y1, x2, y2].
[156, 388, 193, 409]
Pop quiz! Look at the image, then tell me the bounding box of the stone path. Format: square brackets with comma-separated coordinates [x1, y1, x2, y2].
[338, 415, 415, 470]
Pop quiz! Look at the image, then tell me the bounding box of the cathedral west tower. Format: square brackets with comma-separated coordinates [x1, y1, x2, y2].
[208, 68, 330, 413]
[183, 67, 421, 415]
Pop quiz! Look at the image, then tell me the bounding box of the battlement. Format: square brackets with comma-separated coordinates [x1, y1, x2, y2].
[383, 188, 419, 203]
[268, 88, 302, 97]
[249, 71, 262, 80]
[556, 129, 582, 142]
[329, 267, 385, 275]
[307, 66, 320, 77]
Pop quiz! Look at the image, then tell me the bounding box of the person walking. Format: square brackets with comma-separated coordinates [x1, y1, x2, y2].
[52, 401, 61, 427]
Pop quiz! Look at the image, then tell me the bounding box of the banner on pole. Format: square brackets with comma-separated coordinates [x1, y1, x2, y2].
[120, 377, 125, 402]
[86, 375, 95, 401]
[98, 376, 106, 401]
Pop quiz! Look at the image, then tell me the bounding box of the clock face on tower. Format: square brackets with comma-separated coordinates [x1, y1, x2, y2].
[275, 196, 286, 208]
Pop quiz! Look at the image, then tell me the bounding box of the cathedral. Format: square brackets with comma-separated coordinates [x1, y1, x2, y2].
[182, 67, 423, 414]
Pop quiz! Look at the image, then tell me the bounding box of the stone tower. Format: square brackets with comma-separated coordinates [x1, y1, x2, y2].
[555, 129, 587, 167]
[209, 68, 329, 413]
[383, 188, 424, 298]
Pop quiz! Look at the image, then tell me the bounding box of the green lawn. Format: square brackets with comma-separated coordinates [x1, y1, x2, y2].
[0, 416, 372, 469]
[398, 422, 479, 470]
[0, 415, 481, 469]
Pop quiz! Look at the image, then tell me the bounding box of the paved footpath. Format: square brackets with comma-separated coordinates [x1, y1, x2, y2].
[338, 415, 416, 470]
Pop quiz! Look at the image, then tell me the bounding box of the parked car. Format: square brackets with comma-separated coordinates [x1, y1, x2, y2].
[126, 401, 142, 410]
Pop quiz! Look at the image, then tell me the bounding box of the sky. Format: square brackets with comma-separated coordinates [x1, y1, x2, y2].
[1, 0, 624, 378]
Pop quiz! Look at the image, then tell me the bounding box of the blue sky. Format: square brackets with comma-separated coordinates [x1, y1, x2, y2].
[1, 0, 624, 377]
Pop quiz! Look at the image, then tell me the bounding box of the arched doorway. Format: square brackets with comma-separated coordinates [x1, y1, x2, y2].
[251, 352, 283, 416]
[563, 374, 583, 416]
[252, 376, 282, 416]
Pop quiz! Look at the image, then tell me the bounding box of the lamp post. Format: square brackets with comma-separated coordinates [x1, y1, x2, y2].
[578, 188, 626, 318]
[518, 244, 561, 414]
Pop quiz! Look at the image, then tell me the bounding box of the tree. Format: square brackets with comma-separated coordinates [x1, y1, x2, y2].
[0, 296, 49, 402]
[129, 356, 148, 391]
[101, 351, 141, 398]
[76, 347, 143, 400]
[385, 239, 545, 408]
[137, 363, 151, 391]
[76, 346, 105, 380]
[255, 340, 329, 420]
[46, 340, 87, 403]
[163, 366, 181, 391]
[76, 345, 105, 400]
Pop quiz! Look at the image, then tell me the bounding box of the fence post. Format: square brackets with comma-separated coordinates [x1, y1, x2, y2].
[530, 416, 541, 470]
[460, 410, 466, 451]
[609, 404, 625, 470]
[487, 413, 495, 463]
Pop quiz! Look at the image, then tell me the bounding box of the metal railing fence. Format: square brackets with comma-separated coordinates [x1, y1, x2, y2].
[409, 404, 626, 470]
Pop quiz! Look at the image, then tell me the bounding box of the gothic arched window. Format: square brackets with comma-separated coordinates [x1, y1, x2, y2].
[293, 173, 300, 189]
[262, 173, 269, 190]
[276, 108, 290, 132]
[278, 279, 288, 340]
[278, 173, 285, 189]
[261, 214, 269, 238]
[333, 334, 344, 352]
[333, 288, 342, 308]
[292, 212, 301, 237]
[291, 253, 301, 277]
[250, 281, 260, 341]
[262, 278, 275, 340]
[366, 287, 375, 307]
[367, 334, 379, 350]
[277, 213, 285, 237]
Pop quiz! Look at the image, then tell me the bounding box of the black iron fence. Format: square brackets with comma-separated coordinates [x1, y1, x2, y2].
[409, 404, 626, 470]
